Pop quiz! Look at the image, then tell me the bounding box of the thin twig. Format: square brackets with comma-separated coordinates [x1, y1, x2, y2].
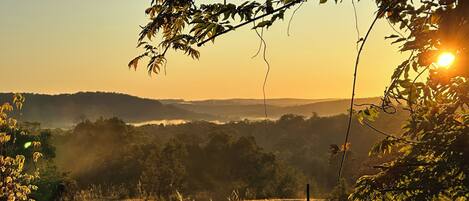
[337, 9, 384, 181]
[352, 0, 361, 51]
[287, 1, 305, 36]
[407, 65, 429, 113]
[362, 120, 418, 145]
[386, 18, 405, 38]
[252, 27, 264, 58]
[254, 27, 270, 121]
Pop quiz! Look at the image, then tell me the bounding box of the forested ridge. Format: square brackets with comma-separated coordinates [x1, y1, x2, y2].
[0, 92, 382, 128]
[0, 92, 215, 128]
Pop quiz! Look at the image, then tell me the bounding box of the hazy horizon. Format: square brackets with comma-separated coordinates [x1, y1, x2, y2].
[0, 90, 380, 101]
[1, 0, 406, 100]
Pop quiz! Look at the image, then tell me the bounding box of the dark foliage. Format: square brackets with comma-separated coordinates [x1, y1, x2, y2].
[51, 111, 405, 199]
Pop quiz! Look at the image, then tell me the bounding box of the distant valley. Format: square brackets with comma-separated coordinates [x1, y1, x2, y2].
[0, 92, 382, 128]
[171, 97, 381, 119]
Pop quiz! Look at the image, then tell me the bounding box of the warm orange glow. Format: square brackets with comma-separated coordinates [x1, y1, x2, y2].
[0, 1, 404, 100]
[437, 52, 456, 68]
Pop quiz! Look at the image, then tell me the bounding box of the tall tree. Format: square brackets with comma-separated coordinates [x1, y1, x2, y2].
[350, 1, 469, 200]
[0, 94, 43, 200]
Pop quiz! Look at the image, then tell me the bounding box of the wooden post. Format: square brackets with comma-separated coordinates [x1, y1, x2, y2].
[306, 183, 310, 201]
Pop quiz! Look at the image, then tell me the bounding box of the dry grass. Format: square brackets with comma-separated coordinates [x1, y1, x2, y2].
[63, 185, 324, 201]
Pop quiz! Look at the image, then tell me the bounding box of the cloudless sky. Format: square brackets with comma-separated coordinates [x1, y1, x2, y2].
[0, 0, 407, 100]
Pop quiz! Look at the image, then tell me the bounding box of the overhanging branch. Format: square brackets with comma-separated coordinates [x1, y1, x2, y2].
[197, 0, 304, 47]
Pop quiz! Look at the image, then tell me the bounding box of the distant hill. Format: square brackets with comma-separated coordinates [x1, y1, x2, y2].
[282, 97, 382, 116]
[0, 92, 215, 128]
[173, 97, 382, 119]
[161, 98, 337, 107]
[0, 92, 384, 127]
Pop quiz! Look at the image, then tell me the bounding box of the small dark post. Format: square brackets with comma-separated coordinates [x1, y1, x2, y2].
[306, 183, 310, 201]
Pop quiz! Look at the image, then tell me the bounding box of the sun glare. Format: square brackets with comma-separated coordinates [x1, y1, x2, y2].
[437, 52, 456, 68]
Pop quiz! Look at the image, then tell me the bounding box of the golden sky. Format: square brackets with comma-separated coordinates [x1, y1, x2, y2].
[0, 0, 406, 100]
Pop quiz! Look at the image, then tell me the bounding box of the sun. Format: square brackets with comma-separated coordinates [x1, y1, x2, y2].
[437, 52, 456, 68]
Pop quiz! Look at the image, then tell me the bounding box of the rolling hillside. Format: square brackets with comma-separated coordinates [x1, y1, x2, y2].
[0, 92, 384, 127]
[0, 92, 215, 128]
[173, 97, 382, 119]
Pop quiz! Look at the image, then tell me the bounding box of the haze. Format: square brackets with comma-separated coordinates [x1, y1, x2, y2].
[0, 0, 405, 100]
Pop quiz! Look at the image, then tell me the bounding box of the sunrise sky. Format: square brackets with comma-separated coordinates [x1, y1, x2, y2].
[0, 0, 406, 100]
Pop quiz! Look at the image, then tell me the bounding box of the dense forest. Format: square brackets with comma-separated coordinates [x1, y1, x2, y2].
[17, 108, 405, 200]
